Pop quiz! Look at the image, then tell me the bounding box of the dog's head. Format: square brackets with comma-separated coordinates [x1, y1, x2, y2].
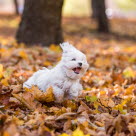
[60, 42, 89, 80]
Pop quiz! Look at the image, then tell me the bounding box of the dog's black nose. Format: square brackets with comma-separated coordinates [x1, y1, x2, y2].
[78, 62, 82, 66]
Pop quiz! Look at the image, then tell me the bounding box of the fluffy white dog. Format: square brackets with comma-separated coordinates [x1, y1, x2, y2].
[23, 42, 89, 102]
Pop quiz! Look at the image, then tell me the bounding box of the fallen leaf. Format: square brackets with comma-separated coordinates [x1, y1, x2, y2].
[123, 67, 135, 78]
[19, 50, 28, 59]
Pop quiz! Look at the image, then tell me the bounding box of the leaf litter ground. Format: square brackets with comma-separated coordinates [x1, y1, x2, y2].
[0, 15, 136, 136]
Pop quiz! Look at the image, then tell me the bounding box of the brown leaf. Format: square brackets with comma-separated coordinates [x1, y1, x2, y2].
[77, 101, 92, 113]
[25, 86, 55, 102]
[13, 91, 43, 112]
[12, 93, 34, 110]
[0, 89, 12, 105]
[105, 115, 136, 135]
[63, 120, 72, 131]
[3, 123, 19, 136]
[11, 85, 22, 94]
[56, 112, 76, 121]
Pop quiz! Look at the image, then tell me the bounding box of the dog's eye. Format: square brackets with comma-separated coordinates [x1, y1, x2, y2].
[71, 58, 76, 61]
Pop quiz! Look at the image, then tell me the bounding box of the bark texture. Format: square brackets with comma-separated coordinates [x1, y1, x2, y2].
[14, 0, 19, 15]
[16, 0, 64, 46]
[91, 0, 97, 18]
[91, 0, 109, 33]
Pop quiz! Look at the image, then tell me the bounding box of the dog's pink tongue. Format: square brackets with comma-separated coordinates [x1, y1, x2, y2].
[75, 67, 81, 73]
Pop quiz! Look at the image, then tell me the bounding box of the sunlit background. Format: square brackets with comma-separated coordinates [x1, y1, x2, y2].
[0, 0, 136, 18]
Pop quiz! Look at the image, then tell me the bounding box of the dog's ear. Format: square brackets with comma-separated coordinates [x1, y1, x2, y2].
[60, 42, 75, 53]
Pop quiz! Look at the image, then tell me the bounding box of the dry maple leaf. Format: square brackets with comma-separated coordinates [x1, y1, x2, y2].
[26, 86, 55, 102]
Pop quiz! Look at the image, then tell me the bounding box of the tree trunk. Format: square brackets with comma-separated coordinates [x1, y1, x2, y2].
[91, 0, 97, 18]
[16, 0, 64, 46]
[91, 0, 109, 33]
[14, 0, 19, 15]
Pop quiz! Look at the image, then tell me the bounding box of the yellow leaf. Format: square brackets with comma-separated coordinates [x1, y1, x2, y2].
[3, 131, 10, 136]
[43, 86, 55, 102]
[82, 121, 89, 128]
[123, 67, 135, 78]
[19, 50, 28, 59]
[43, 61, 52, 66]
[72, 128, 84, 136]
[94, 58, 103, 67]
[3, 68, 13, 78]
[128, 57, 136, 63]
[125, 84, 135, 95]
[64, 100, 77, 111]
[1, 77, 9, 86]
[0, 64, 3, 78]
[121, 98, 131, 105]
[55, 107, 67, 115]
[72, 128, 90, 136]
[94, 57, 111, 68]
[59, 133, 70, 136]
[26, 86, 55, 102]
[0, 48, 11, 57]
[100, 90, 106, 95]
[0, 64, 3, 72]
[0, 48, 6, 53]
[12, 116, 24, 125]
[114, 104, 123, 112]
[49, 44, 61, 52]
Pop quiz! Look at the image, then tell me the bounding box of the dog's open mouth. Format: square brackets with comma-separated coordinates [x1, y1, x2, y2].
[72, 67, 81, 74]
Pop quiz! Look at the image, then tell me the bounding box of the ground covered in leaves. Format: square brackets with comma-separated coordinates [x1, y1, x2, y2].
[0, 15, 136, 136]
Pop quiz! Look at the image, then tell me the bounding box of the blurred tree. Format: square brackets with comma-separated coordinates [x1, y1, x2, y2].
[91, 0, 109, 33]
[14, 0, 19, 15]
[91, 0, 97, 18]
[16, 0, 63, 46]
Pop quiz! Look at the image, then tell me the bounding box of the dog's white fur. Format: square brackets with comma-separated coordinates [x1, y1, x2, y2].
[23, 42, 89, 102]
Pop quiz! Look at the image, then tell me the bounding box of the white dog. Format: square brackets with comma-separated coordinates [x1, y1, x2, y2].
[23, 42, 89, 102]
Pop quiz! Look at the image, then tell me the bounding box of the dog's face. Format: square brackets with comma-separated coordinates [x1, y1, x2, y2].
[60, 42, 89, 80]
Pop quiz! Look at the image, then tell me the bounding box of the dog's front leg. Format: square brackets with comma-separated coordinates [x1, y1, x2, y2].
[68, 83, 83, 100]
[53, 86, 64, 103]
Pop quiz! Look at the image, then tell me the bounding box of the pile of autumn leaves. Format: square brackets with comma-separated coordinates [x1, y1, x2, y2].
[0, 41, 136, 136]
